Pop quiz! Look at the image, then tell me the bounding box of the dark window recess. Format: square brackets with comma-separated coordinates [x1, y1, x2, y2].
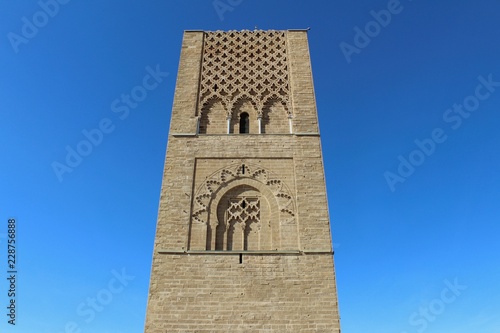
[239, 253, 243, 264]
[239, 112, 249, 134]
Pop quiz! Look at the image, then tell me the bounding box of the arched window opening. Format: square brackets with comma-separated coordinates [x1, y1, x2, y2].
[195, 180, 292, 252]
[213, 184, 267, 251]
[239, 112, 249, 134]
[261, 99, 289, 134]
[199, 99, 226, 134]
[198, 110, 208, 134]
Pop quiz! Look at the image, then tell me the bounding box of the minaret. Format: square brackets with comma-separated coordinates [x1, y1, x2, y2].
[144, 29, 341, 332]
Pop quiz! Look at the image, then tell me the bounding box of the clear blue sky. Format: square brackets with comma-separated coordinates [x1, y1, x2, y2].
[1, 1, 500, 332]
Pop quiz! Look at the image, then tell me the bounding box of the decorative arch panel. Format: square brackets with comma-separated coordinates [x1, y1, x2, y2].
[189, 163, 297, 251]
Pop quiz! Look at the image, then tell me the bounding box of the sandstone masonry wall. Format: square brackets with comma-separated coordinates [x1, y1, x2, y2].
[144, 30, 340, 333]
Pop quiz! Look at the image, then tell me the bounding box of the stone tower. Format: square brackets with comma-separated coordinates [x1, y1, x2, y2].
[144, 29, 341, 332]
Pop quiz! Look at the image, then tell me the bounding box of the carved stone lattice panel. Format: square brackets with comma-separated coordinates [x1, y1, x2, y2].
[199, 30, 290, 117]
[227, 197, 260, 225]
[225, 197, 260, 251]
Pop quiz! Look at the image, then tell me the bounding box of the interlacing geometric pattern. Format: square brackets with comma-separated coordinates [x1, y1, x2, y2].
[225, 197, 260, 250]
[227, 197, 260, 226]
[199, 30, 291, 117]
